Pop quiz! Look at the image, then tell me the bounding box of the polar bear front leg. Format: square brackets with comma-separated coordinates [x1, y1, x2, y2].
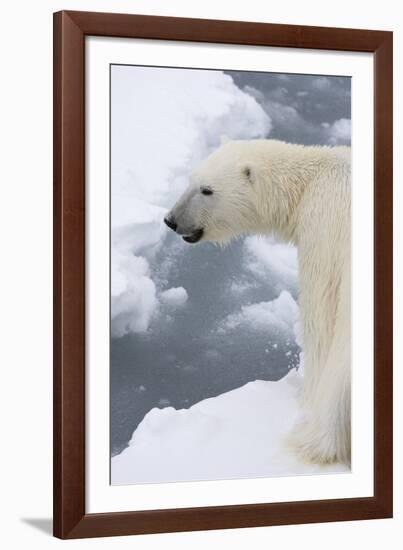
[289, 371, 350, 465]
[288, 307, 351, 465]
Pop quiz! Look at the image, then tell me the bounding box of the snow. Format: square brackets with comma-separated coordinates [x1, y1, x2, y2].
[312, 76, 331, 91]
[217, 290, 298, 335]
[216, 236, 299, 338]
[244, 236, 298, 291]
[111, 65, 271, 337]
[111, 369, 348, 484]
[160, 287, 188, 308]
[328, 118, 351, 145]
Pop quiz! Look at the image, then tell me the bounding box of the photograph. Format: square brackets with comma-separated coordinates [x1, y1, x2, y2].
[110, 64, 352, 485]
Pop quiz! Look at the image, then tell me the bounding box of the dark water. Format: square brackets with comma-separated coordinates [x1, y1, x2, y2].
[227, 71, 351, 146]
[111, 233, 299, 456]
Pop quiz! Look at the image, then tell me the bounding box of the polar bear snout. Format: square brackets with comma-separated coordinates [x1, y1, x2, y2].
[164, 212, 204, 244]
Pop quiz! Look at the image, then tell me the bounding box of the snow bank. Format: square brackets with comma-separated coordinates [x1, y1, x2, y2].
[111, 369, 348, 484]
[111, 65, 271, 336]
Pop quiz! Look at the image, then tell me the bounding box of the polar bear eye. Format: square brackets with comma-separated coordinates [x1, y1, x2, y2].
[201, 187, 213, 196]
[243, 166, 251, 179]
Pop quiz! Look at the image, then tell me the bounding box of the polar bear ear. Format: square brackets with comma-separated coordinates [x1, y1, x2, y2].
[220, 134, 231, 145]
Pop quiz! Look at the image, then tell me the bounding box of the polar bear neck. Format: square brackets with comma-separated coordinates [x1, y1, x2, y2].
[253, 141, 350, 245]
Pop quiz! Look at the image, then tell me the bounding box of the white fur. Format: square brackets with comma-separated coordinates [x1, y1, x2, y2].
[168, 139, 351, 465]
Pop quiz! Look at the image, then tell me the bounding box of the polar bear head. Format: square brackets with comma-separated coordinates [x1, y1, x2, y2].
[164, 140, 272, 244]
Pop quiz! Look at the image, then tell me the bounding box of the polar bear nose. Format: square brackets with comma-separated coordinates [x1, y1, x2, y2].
[164, 216, 178, 232]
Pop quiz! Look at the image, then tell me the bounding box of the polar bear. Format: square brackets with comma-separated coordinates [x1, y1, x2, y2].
[164, 139, 351, 465]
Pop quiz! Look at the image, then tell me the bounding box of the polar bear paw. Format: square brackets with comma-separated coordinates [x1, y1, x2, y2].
[286, 421, 342, 465]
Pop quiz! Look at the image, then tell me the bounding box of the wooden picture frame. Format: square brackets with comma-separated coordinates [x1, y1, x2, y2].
[53, 10, 393, 539]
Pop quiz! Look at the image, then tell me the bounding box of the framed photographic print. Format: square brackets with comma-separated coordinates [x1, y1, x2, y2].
[53, 10, 393, 539]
